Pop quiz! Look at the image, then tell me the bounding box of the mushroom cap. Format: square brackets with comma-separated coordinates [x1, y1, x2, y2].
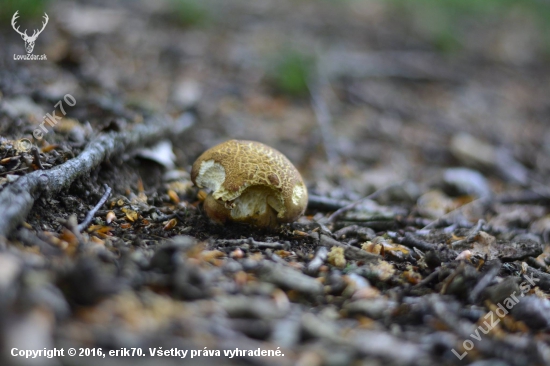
[191, 140, 308, 225]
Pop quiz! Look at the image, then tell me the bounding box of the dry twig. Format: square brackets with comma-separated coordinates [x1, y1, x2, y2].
[325, 181, 404, 223]
[77, 184, 112, 232]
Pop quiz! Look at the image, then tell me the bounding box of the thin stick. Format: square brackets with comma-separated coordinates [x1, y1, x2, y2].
[421, 196, 491, 230]
[326, 181, 404, 223]
[31, 147, 44, 170]
[307, 246, 328, 275]
[307, 194, 352, 211]
[78, 184, 112, 232]
[216, 238, 288, 250]
[0, 167, 28, 176]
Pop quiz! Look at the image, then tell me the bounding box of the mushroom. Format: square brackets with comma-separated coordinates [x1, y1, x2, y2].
[191, 140, 308, 228]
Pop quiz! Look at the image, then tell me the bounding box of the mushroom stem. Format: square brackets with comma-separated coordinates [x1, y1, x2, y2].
[203, 186, 279, 228]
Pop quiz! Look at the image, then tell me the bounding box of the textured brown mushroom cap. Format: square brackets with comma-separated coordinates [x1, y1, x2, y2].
[191, 140, 308, 225]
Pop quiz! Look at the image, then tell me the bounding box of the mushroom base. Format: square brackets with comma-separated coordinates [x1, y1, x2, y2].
[203, 186, 280, 228]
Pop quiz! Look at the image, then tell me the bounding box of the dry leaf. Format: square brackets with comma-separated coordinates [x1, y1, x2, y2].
[163, 218, 177, 230]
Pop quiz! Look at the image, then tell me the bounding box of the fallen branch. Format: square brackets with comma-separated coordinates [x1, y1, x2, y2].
[318, 233, 380, 262]
[306, 246, 328, 275]
[307, 194, 352, 211]
[468, 260, 501, 303]
[398, 232, 435, 252]
[496, 190, 550, 205]
[524, 265, 550, 292]
[325, 181, 404, 223]
[216, 238, 288, 250]
[0, 113, 195, 238]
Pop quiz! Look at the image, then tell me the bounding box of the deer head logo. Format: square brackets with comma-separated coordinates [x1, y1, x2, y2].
[11, 11, 49, 54]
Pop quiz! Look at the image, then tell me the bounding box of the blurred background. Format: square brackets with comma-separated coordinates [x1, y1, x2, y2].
[2, 0, 549, 201]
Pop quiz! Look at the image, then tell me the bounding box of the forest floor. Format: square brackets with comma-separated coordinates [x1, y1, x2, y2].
[1, 0, 550, 365]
